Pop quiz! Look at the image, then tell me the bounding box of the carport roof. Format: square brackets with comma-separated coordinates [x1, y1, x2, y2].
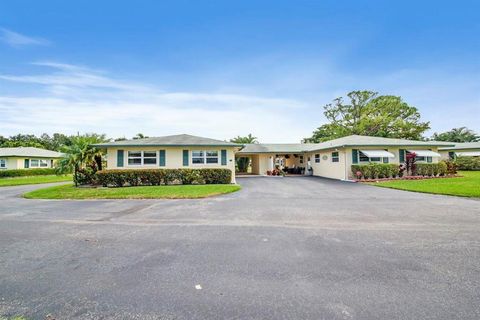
[237, 143, 317, 154]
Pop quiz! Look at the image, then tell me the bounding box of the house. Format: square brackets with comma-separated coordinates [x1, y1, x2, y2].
[238, 135, 455, 180]
[438, 142, 480, 160]
[92, 134, 242, 183]
[0, 147, 63, 170]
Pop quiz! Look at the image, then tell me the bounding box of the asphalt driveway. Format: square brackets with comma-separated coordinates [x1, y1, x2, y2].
[0, 177, 479, 319]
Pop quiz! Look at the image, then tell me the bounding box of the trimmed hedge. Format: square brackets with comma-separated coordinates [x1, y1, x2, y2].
[95, 169, 232, 187]
[351, 164, 399, 179]
[455, 156, 480, 171]
[0, 168, 57, 178]
[416, 162, 448, 177]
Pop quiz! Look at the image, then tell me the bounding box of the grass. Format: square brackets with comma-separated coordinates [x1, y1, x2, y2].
[0, 175, 72, 187]
[0, 317, 28, 320]
[23, 183, 241, 199]
[368, 171, 480, 198]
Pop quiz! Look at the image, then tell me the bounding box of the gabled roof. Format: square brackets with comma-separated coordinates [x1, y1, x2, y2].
[0, 147, 63, 158]
[238, 135, 455, 154]
[92, 134, 242, 148]
[439, 142, 480, 151]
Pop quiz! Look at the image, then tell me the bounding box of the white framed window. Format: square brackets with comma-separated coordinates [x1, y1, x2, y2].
[192, 150, 219, 165]
[315, 154, 320, 163]
[30, 159, 40, 167]
[359, 151, 382, 163]
[332, 152, 339, 163]
[406, 151, 431, 163]
[0, 159, 6, 169]
[299, 155, 304, 164]
[128, 151, 157, 166]
[39, 159, 48, 167]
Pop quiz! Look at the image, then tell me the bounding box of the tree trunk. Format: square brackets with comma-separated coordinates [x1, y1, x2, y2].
[74, 165, 78, 187]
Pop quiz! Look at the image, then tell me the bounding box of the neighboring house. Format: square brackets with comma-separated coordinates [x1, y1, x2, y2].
[0, 147, 63, 170]
[238, 135, 454, 180]
[92, 134, 242, 183]
[438, 142, 480, 160]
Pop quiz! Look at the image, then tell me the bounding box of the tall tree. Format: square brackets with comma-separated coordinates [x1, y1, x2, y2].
[431, 127, 479, 142]
[133, 133, 148, 140]
[230, 134, 258, 173]
[305, 91, 430, 142]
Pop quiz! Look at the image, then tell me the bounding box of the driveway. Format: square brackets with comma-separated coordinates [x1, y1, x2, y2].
[0, 177, 479, 319]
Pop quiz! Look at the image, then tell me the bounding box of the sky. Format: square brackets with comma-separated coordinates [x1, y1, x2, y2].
[0, 0, 479, 143]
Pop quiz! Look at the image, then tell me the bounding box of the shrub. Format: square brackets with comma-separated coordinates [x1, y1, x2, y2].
[444, 160, 458, 175]
[437, 161, 448, 176]
[455, 156, 480, 171]
[75, 166, 97, 185]
[351, 164, 399, 180]
[95, 169, 232, 187]
[0, 168, 57, 178]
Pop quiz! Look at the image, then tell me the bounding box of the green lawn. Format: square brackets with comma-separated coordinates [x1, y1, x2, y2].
[0, 175, 72, 187]
[24, 183, 241, 199]
[368, 171, 480, 198]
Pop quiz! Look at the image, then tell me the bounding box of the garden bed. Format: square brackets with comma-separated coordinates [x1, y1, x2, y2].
[356, 174, 461, 183]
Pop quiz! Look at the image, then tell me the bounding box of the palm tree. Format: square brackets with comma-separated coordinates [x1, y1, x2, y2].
[56, 134, 107, 186]
[432, 127, 479, 142]
[230, 134, 258, 172]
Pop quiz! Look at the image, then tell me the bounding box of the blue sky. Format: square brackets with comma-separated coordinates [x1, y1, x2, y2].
[0, 0, 479, 142]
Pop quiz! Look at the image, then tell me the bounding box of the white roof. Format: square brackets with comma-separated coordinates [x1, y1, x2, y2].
[407, 150, 441, 157]
[456, 151, 480, 157]
[360, 150, 395, 158]
[0, 147, 63, 158]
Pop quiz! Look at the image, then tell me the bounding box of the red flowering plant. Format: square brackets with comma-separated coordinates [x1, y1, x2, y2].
[405, 152, 417, 176]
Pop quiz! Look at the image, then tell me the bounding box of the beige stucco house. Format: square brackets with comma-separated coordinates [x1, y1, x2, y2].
[238, 135, 454, 180]
[438, 142, 480, 160]
[0, 147, 63, 170]
[93, 134, 242, 183]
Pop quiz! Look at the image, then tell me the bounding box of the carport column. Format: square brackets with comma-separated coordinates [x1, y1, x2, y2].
[268, 155, 274, 172]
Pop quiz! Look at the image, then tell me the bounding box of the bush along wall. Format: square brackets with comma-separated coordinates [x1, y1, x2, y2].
[455, 156, 480, 171]
[0, 168, 57, 178]
[352, 161, 451, 180]
[94, 169, 232, 187]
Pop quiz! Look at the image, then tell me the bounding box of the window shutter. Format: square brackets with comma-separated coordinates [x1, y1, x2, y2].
[117, 150, 124, 167]
[183, 150, 189, 166]
[399, 149, 405, 163]
[159, 150, 166, 166]
[383, 157, 389, 163]
[427, 156, 432, 163]
[221, 150, 227, 165]
[24, 159, 29, 168]
[448, 152, 455, 160]
[352, 149, 358, 164]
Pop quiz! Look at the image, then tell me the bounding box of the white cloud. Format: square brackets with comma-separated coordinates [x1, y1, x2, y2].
[0, 62, 312, 142]
[0, 28, 50, 47]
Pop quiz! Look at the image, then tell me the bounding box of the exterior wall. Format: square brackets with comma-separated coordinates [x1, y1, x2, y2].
[105, 146, 237, 183]
[440, 148, 480, 159]
[0, 157, 56, 170]
[306, 146, 442, 180]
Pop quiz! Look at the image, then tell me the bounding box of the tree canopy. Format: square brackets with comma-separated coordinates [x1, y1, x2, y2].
[230, 133, 258, 144]
[431, 127, 479, 142]
[305, 91, 430, 142]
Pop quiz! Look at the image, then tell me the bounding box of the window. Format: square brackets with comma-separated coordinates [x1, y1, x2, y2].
[0, 159, 6, 169]
[315, 154, 320, 163]
[299, 155, 304, 164]
[30, 159, 39, 167]
[192, 150, 219, 164]
[128, 151, 157, 165]
[39, 159, 48, 167]
[206, 150, 219, 164]
[332, 152, 339, 163]
[358, 151, 383, 163]
[192, 151, 205, 164]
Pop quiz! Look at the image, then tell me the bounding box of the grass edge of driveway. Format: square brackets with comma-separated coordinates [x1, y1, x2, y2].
[23, 183, 242, 200]
[0, 175, 72, 187]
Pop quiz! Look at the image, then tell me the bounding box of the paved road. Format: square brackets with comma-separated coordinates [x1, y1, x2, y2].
[0, 177, 479, 320]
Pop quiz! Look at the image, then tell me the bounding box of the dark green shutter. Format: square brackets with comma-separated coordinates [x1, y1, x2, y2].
[117, 150, 124, 167]
[159, 150, 166, 166]
[448, 151, 455, 160]
[24, 159, 29, 168]
[221, 150, 227, 165]
[399, 149, 405, 163]
[183, 150, 189, 166]
[352, 149, 358, 164]
[427, 156, 432, 163]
